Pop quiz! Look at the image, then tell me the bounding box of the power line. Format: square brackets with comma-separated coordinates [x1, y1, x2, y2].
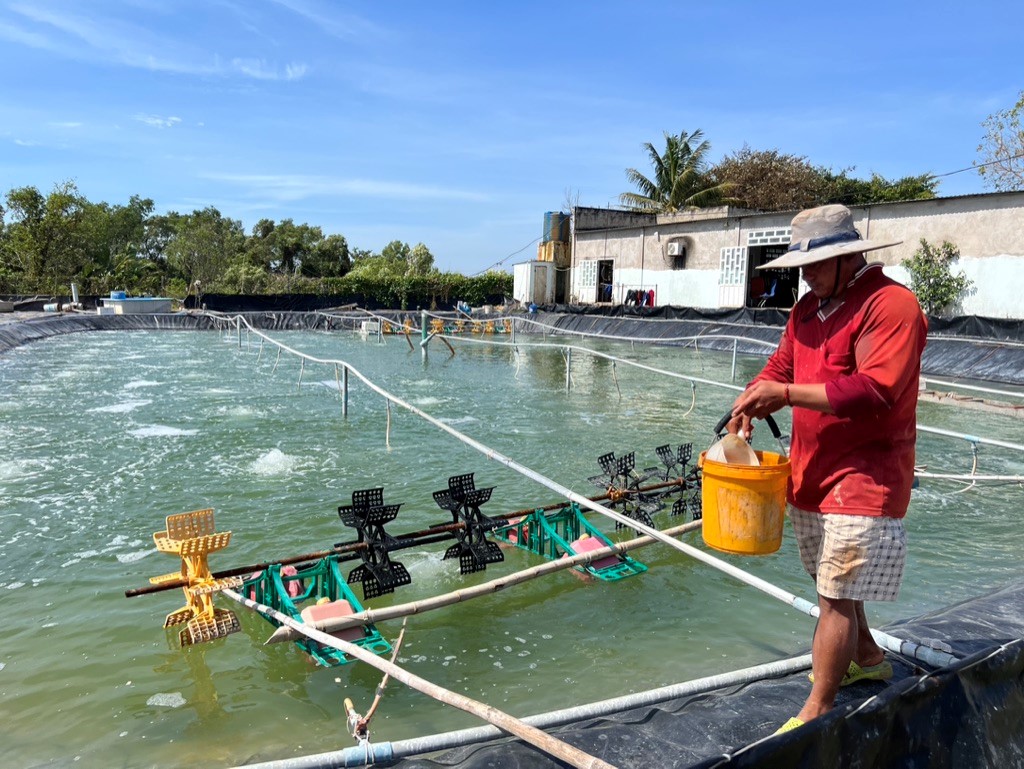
[471, 235, 542, 276]
[932, 151, 1024, 179]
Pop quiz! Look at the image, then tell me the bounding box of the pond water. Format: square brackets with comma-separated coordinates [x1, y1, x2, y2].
[1, 327, 1022, 767]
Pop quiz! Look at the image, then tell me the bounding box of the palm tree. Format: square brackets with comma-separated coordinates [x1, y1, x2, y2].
[619, 129, 733, 213]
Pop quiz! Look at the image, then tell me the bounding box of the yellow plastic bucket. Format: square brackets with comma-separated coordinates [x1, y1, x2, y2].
[698, 449, 791, 555]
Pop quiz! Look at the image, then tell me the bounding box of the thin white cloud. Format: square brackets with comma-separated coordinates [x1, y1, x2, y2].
[267, 0, 385, 41]
[0, 19, 63, 50]
[284, 62, 307, 80]
[49, 121, 83, 129]
[6, 4, 307, 82]
[13, 138, 40, 146]
[134, 114, 182, 129]
[203, 172, 488, 203]
[231, 58, 306, 81]
[9, 3, 204, 73]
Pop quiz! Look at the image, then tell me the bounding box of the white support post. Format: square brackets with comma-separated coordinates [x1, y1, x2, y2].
[421, 310, 428, 364]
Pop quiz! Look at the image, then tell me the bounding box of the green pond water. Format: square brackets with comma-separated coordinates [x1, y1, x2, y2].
[1, 326, 1022, 768]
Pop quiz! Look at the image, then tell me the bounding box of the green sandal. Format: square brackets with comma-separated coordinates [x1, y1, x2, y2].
[808, 659, 893, 686]
[773, 717, 805, 735]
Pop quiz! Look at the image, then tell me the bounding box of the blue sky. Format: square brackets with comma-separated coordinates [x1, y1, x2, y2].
[1, 1, 1020, 275]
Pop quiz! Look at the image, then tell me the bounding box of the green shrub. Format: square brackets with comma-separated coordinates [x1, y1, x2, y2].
[901, 239, 973, 316]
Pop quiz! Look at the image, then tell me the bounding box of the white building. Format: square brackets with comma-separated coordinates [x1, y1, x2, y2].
[566, 191, 1024, 318]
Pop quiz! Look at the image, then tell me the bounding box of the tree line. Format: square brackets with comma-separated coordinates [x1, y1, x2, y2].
[618, 130, 941, 213]
[5, 92, 1018, 308]
[618, 90, 1024, 214]
[0, 181, 511, 309]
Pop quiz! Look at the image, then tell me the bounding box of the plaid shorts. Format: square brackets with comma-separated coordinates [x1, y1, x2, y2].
[788, 506, 906, 601]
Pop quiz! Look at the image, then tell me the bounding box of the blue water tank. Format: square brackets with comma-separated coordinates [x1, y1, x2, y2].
[542, 212, 570, 243]
[110, 290, 127, 300]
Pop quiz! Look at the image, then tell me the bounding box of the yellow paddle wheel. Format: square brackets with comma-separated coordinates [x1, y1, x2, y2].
[149, 509, 242, 647]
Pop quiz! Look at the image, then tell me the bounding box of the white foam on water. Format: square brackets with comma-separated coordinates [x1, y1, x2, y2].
[399, 550, 453, 590]
[52, 369, 84, 380]
[116, 550, 152, 564]
[5, 581, 26, 590]
[248, 448, 300, 476]
[123, 380, 161, 390]
[147, 692, 187, 708]
[206, 388, 236, 395]
[89, 399, 151, 414]
[0, 459, 50, 481]
[313, 379, 341, 391]
[438, 415, 480, 426]
[216, 405, 263, 418]
[413, 396, 444, 406]
[129, 425, 199, 438]
[60, 549, 100, 569]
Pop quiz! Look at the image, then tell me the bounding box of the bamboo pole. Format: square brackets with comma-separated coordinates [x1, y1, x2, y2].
[356, 618, 408, 734]
[223, 588, 617, 769]
[385, 400, 392, 448]
[342, 366, 349, 416]
[266, 520, 701, 643]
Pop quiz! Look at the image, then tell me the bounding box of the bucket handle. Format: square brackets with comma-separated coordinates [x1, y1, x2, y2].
[712, 411, 784, 451]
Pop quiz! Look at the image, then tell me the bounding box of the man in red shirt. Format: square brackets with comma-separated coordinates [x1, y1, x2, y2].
[729, 204, 927, 734]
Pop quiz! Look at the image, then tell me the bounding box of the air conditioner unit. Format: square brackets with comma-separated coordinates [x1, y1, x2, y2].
[667, 242, 686, 257]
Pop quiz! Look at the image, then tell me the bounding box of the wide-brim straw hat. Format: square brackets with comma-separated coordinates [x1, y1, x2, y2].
[758, 204, 902, 270]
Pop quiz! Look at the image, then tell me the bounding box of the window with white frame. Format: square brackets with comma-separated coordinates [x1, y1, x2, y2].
[577, 259, 598, 288]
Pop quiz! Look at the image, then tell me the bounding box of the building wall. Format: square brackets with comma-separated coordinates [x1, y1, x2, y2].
[570, 192, 1024, 318]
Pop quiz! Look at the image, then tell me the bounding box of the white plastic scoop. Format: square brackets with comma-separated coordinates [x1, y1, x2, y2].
[706, 433, 760, 466]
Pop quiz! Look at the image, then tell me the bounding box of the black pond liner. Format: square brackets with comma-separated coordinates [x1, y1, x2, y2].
[3, 308, 1022, 387]
[394, 581, 1024, 769]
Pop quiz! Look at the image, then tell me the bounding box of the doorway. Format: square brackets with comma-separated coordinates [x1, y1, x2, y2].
[597, 259, 613, 303]
[748, 245, 798, 309]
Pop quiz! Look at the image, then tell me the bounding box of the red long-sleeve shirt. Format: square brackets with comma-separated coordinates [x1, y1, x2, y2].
[752, 264, 927, 517]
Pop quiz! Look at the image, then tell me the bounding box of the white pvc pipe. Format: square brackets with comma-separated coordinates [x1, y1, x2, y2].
[917, 424, 1024, 453]
[921, 377, 1024, 400]
[232, 653, 816, 769]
